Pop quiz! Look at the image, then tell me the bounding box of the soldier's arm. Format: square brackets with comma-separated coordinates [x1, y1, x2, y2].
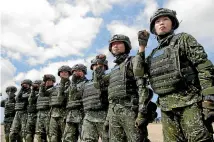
[181, 33, 214, 96]
[28, 90, 35, 105]
[0, 100, 5, 107]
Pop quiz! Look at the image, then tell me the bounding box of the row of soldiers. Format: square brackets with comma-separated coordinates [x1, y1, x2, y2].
[1, 7, 214, 142]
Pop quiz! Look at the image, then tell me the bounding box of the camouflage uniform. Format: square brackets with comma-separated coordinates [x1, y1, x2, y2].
[34, 74, 56, 142]
[81, 56, 109, 142]
[9, 79, 32, 142]
[0, 86, 17, 142]
[49, 66, 71, 142]
[62, 64, 87, 142]
[93, 35, 150, 142]
[142, 8, 214, 142]
[25, 80, 42, 142]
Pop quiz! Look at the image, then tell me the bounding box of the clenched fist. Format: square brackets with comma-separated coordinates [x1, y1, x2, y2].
[138, 30, 150, 47]
[96, 54, 106, 60]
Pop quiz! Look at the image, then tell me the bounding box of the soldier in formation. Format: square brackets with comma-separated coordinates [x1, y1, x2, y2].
[136, 8, 214, 142]
[1, 86, 17, 142]
[81, 56, 109, 142]
[1, 7, 213, 142]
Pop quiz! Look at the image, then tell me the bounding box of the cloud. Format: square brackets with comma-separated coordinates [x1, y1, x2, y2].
[107, 21, 139, 49]
[75, 0, 142, 16]
[0, 58, 17, 96]
[1, 0, 103, 65]
[136, 0, 159, 25]
[164, 0, 214, 52]
[14, 58, 93, 84]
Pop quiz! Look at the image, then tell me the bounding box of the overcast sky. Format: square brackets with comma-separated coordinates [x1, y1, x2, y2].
[1, 0, 214, 122]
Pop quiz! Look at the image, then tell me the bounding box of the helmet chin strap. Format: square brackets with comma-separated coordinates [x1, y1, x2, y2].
[156, 30, 174, 40]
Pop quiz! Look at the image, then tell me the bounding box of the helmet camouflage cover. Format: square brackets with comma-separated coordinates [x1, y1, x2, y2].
[43, 74, 56, 82]
[6, 86, 17, 93]
[33, 80, 43, 85]
[90, 56, 108, 70]
[150, 8, 179, 34]
[71, 64, 87, 75]
[58, 65, 72, 76]
[109, 34, 132, 54]
[21, 79, 32, 86]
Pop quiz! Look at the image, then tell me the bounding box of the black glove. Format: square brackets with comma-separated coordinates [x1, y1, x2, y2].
[72, 74, 79, 84]
[95, 66, 105, 79]
[138, 30, 150, 47]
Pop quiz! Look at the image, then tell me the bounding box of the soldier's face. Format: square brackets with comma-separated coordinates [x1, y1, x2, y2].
[111, 41, 125, 55]
[73, 70, 84, 77]
[60, 71, 70, 79]
[45, 80, 54, 87]
[154, 16, 172, 35]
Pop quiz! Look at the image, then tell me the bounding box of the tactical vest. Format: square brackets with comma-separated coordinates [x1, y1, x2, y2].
[83, 80, 108, 111]
[37, 87, 55, 110]
[15, 91, 30, 111]
[66, 81, 86, 110]
[49, 86, 64, 107]
[148, 34, 198, 95]
[5, 99, 15, 117]
[108, 56, 138, 102]
[27, 91, 39, 113]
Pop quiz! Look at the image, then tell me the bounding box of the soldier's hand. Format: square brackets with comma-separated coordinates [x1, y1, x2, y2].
[72, 74, 79, 83]
[96, 54, 106, 60]
[138, 30, 150, 47]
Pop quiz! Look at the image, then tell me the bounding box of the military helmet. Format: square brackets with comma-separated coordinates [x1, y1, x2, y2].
[21, 79, 32, 86]
[33, 80, 42, 85]
[6, 86, 17, 93]
[90, 58, 108, 70]
[150, 8, 179, 34]
[109, 34, 132, 54]
[58, 65, 72, 76]
[43, 74, 56, 82]
[71, 64, 87, 75]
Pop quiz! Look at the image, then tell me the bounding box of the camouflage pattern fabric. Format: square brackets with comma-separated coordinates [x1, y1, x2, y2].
[108, 104, 142, 142]
[81, 111, 108, 142]
[62, 122, 81, 142]
[9, 111, 28, 141]
[49, 116, 66, 142]
[49, 80, 69, 142]
[34, 110, 50, 142]
[144, 32, 214, 141]
[161, 103, 211, 142]
[25, 113, 37, 142]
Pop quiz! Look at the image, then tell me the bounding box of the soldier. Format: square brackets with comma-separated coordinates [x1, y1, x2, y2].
[25, 80, 42, 142]
[34, 74, 56, 142]
[49, 66, 71, 142]
[81, 55, 109, 142]
[137, 8, 214, 142]
[62, 64, 87, 142]
[10, 79, 32, 142]
[0, 86, 17, 142]
[93, 34, 155, 142]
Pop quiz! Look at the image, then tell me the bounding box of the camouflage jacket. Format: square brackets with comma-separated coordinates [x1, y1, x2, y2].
[139, 33, 214, 111]
[93, 54, 147, 109]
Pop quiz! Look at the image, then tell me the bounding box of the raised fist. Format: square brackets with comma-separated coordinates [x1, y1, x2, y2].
[138, 30, 150, 47]
[96, 54, 106, 60]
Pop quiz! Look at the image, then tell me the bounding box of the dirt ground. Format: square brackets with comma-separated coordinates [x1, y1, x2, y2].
[0, 123, 162, 142]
